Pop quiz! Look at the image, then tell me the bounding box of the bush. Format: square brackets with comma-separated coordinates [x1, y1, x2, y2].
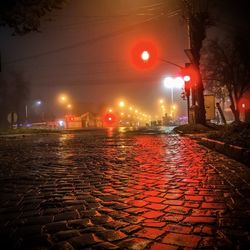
[174, 123, 220, 134]
[208, 122, 250, 149]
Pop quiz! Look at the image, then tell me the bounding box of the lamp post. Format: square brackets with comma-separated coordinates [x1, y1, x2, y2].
[25, 100, 43, 124]
[25, 104, 28, 124]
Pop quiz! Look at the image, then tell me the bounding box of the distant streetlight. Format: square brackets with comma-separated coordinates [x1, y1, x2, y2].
[67, 104, 72, 110]
[119, 101, 125, 108]
[36, 100, 42, 106]
[163, 76, 184, 106]
[58, 94, 68, 103]
[25, 99, 43, 123]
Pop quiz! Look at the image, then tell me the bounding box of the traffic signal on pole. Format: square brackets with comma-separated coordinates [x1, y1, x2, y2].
[181, 91, 186, 100]
[131, 41, 158, 70]
[103, 113, 117, 127]
[180, 63, 198, 96]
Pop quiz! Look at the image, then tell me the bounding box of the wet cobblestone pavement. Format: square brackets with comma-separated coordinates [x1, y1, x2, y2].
[0, 129, 250, 250]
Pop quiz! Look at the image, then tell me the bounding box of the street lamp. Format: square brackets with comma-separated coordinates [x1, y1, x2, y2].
[119, 101, 125, 108]
[25, 99, 43, 124]
[163, 76, 184, 104]
[58, 94, 68, 103]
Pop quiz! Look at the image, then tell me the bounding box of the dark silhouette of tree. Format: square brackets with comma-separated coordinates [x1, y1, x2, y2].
[0, 72, 29, 128]
[201, 0, 250, 123]
[201, 34, 250, 122]
[181, 0, 213, 125]
[0, 0, 66, 35]
[0, 76, 8, 128]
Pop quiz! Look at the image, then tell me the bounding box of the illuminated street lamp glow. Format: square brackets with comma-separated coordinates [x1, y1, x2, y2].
[174, 77, 184, 89]
[163, 77, 174, 89]
[129, 106, 133, 111]
[159, 99, 164, 104]
[67, 104, 72, 109]
[141, 50, 150, 61]
[119, 101, 125, 108]
[36, 100, 42, 106]
[59, 94, 68, 103]
[108, 108, 113, 113]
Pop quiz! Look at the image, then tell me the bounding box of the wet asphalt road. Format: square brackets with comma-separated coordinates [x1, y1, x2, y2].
[0, 128, 249, 250]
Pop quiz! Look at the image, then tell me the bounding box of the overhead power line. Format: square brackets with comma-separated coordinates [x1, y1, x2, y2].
[4, 15, 163, 65]
[4, 3, 181, 66]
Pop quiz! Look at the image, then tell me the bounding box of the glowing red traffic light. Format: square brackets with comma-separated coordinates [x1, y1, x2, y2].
[131, 41, 158, 70]
[180, 64, 198, 84]
[183, 75, 191, 82]
[103, 113, 117, 127]
[141, 50, 150, 61]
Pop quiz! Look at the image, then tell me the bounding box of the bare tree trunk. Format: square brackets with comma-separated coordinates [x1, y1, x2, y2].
[195, 68, 206, 124]
[228, 92, 240, 122]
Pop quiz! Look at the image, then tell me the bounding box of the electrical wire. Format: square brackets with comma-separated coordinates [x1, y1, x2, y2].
[4, 15, 164, 65]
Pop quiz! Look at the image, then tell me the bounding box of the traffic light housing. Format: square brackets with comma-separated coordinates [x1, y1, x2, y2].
[103, 113, 117, 127]
[131, 41, 158, 70]
[180, 63, 198, 97]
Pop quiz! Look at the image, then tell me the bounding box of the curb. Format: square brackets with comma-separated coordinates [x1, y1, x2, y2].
[199, 137, 250, 166]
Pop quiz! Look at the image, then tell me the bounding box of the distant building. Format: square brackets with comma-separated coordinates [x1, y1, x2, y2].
[81, 112, 102, 128]
[64, 113, 102, 129]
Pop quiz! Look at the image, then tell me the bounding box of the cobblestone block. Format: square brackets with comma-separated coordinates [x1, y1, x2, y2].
[149, 242, 178, 250]
[135, 227, 165, 239]
[68, 218, 93, 228]
[118, 238, 151, 249]
[164, 194, 183, 200]
[128, 200, 148, 207]
[142, 219, 166, 228]
[191, 209, 217, 217]
[165, 206, 190, 215]
[121, 225, 142, 234]
[183, 216, 216, 224]
[44, 221, 69, 233]
[125, 207, 147, 215]
[93, 241, 119, 249]
[145, 197, 165, 203]
[184, 202, 200, 208]
[146, 203, 167, 211]
[142, 211, 164, 219]
[50, 241, 75, 250]
[22, 215, 54, 225]
[69, 233, 103, 248]
[201, 202, 226, 209]
[97, 229, 127, 242]
[162, 233, 201, 247]
[164, 223, 192, 234]
[162, 214, 184, 222]
[53, 229, 81, 241]
[185, 195, 204, 201]
[163, 200, 184, 206]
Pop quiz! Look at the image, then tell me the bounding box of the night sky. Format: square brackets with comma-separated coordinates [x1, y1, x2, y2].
[0, 0, 188, 118]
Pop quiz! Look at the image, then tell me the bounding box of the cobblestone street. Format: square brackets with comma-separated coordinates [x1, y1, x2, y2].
[0, 129, 250, 250]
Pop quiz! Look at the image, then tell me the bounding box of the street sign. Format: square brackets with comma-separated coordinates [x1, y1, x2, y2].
[204, 95, 215, 120]
[7, 112, 18, 124]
